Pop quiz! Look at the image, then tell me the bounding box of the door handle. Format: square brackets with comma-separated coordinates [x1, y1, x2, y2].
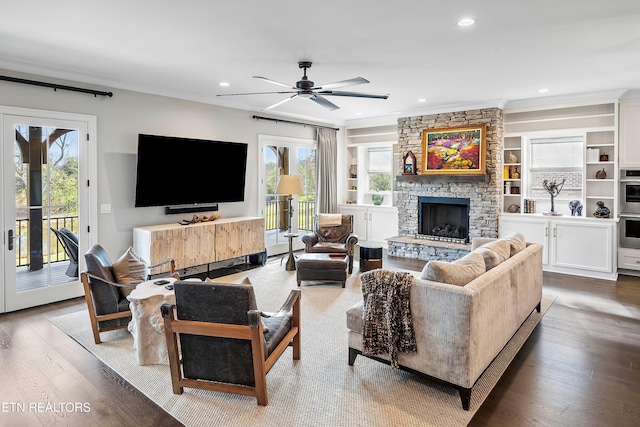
[8, 229, 14, 250]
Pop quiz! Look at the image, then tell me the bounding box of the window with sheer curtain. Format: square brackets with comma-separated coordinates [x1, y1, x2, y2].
[528, 136, 583, 200]
[366, 146, 392, 193]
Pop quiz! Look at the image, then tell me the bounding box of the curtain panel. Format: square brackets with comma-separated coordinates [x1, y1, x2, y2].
[316, 128, 338, 213]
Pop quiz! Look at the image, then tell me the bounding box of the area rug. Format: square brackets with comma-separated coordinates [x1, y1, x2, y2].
[51, 261, 555, 427]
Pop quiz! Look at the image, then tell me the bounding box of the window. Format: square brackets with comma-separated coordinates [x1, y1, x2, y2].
[528, 136, 583, 200]
[366, 146, 392, 193]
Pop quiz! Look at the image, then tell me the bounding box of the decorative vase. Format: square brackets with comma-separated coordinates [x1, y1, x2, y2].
[371, 194, 384, 205]
[595, 168, 606, 179]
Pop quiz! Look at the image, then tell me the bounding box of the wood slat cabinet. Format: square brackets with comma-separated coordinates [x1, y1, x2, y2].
[133, 216, 264, 274]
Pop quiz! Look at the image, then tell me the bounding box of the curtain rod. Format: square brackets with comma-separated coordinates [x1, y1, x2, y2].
[0, 75, 113, 97]
[252, 115, 339, 131]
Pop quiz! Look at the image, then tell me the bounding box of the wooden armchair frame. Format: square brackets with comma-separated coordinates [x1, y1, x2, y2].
[81, 258, 176, 344]
[161, 289, 301, 406]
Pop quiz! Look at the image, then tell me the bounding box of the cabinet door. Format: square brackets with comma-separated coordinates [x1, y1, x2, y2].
[339, 205, 368, 240]
[498, 216, 549, 265]
[367, 207, 399, 245]
[552, 221, 613, 273]
[184, 223, 216, 267]
[620, 100, 640, 168]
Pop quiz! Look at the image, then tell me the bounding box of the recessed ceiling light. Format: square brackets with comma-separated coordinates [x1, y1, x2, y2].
[538, 88, 549, 93]
[457, 17, 476, 27]
[418, 98, 427, 103]
[355, 112, 362, 116]
[219, 82, 230, 87]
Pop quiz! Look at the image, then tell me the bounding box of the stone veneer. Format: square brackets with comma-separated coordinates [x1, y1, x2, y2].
[388, 107, 504, 261]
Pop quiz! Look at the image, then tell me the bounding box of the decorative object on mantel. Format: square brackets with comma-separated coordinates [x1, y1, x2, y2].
[595, 168, 607, 179]
[421, 124, 486, 176]
[542, 178, 566, 216]
[402, 150, 417, 175]
[178, 213, 221, 225]
[568, 200, 583, 216]
[593, 201, 611, 218]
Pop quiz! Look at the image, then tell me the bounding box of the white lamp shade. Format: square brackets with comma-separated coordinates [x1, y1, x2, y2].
[276, 175, 304, 195]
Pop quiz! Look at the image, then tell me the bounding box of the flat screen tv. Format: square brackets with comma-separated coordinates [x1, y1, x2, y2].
[134, 134, 248, 208]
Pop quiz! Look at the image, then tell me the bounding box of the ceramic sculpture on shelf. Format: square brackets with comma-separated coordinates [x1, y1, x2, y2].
[542, 178, 566, 216]
[595, 168, 607, 179]
[569, 200, 583, 216]
[593, 201, 611, 218]
[507, 151, 518, 164]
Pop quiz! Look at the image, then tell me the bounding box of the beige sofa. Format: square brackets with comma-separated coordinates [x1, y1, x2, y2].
[347, 233, 543, 410]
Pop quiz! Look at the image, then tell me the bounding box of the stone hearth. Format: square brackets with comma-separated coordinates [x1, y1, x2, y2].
[388, 107, 503, 261]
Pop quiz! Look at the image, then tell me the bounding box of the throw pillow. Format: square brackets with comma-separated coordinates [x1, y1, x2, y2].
[112, 246, 149, 297]
[420, 251, 486, 286]
[501, 232, 527, 256]
[475, 239, 511, 270]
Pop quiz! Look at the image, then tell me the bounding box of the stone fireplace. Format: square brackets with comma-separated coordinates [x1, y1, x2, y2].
[388, 107, 504, 261]
[418, 196, 470, 243]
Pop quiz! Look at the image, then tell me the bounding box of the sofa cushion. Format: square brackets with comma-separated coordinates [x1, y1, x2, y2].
[112, 247, 148, 297]
[475, 239, 511, 270]
[501, 232, 527, 257]
[420, 251, 486, 286]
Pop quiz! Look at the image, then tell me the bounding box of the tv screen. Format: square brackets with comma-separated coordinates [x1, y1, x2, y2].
[134, 134, 248, 207]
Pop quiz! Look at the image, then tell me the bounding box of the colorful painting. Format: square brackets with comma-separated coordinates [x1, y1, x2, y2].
[421, 125, 486, 175]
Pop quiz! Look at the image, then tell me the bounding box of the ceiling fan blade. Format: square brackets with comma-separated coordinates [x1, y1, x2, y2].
[317, 90, 389, 99]
[216, 91, 298, 97]
[253, 76, 295, 89]
[263, 94, 298, 111]
[312, 77, 369, 91]
[310, 94, 340, 111]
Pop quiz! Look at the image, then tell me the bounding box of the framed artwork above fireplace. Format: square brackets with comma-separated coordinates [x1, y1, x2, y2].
[421, 124, 486, 175]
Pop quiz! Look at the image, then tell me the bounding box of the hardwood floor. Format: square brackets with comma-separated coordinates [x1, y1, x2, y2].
[1, 253, 639, 426]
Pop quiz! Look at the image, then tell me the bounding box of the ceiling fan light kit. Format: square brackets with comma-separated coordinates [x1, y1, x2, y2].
[217, 61, 388, 111]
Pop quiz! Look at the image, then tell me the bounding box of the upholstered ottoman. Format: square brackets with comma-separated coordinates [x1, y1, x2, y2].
[296, 253, 348, 288]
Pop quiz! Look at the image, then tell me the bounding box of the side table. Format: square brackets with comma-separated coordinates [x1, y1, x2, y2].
[284, 232, 299, 271]
[127, 278, 177, 365]
[359, 244, 383, 272]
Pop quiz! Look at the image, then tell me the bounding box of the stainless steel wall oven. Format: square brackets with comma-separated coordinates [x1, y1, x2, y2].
[620, 170, 640, 249]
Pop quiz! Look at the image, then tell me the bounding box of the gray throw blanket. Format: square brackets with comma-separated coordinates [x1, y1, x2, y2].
[361, 269, 416, 368]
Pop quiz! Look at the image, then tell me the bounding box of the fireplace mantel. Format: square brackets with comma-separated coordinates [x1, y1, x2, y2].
[397, 174, 489, 184]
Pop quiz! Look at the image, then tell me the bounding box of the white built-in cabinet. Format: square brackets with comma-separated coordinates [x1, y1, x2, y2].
[499, 214, 617, 280]
[339, 204, 398, 247]
[619, 99, 640, 168]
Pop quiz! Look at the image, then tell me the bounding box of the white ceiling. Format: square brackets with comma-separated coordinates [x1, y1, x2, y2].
[1, 0, 639, 126]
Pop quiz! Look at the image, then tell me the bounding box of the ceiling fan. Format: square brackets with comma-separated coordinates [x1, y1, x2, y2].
[216, 61, 389, 111]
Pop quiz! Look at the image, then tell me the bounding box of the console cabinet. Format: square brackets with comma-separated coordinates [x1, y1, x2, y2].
[133, 216, 264, 273]
[499, 214, 617, 280]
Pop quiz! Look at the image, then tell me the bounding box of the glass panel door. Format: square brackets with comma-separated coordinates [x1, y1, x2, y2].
[3, 115, 86, 312]
[259, 136, 316, 256]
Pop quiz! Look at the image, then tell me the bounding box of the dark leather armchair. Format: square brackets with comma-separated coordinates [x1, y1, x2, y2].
[81, 244, 176, 344]
[161, 281, 301, 405]
[301, 214, 358, 273]
[51, 227, 79, 277]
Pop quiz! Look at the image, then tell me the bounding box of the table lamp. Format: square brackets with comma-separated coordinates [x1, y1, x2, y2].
[276, 175, 304, 233]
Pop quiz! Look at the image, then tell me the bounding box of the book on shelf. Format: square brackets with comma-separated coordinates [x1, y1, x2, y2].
[523, 199, 536, 214]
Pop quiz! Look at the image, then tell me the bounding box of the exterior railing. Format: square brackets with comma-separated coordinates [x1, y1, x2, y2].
[265, 199, 315, 233]
[15, 216, 78, 268]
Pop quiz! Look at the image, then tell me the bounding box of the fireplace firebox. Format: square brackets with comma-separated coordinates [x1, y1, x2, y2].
[418, 196, 470, 243]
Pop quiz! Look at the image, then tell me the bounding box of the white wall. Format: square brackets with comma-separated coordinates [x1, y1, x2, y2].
[0, 70, 344, 257]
